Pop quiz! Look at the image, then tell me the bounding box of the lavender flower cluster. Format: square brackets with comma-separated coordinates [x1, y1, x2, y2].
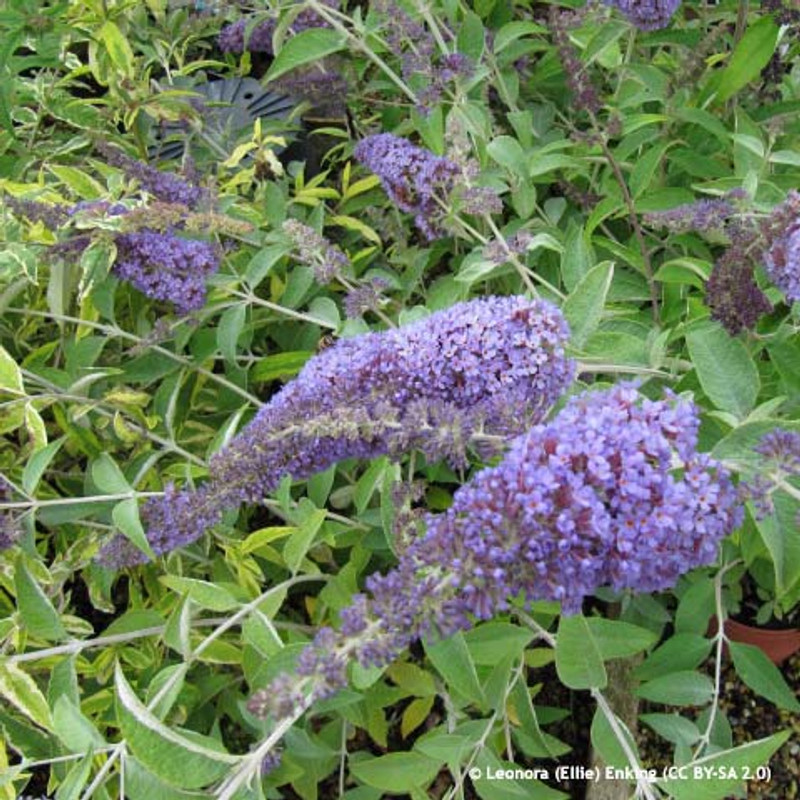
[98, 296, 574, 566]
[282, 219, 348, 283]
[764, 213, 800, 303]
[743, 428, 800, 520]
[755, 429, 800, 477]
[8, 148, 221, 313]
[645, 191, 784, 335]
[643, 194, 742, 233]
[249, 383, 743, 719]
[97, 144, 206, 209]
[606, 0, 682, 30]
[548, 5, 601, 115]
[372, 0, 473, 113]
[354, 134, 460, 239]
[114, 231, 220, 314]
[218, 1, 339, 54]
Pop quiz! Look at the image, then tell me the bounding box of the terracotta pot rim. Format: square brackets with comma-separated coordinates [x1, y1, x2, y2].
[723, 616, 800, 638]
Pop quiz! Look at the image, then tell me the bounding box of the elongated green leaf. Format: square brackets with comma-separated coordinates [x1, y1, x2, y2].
[349, 752, 440, 792]
[115, 665, 239, 790]
[424, 632, 485, 706]
[98, 20, 135, 77]
[48, 165, 104, 199]
[91, 453, 132, 494]
[53, 696, 105, 752]
[112, 499, 155, 560]
[555, 614, 607, 689]
[217, 304, 246, 365]
[658, 732, 790, 799]
[22, 438, 64, 495]
[15, 555, 67, 641]
[729, 641, 800, 712]
[585, 618, 658, 660]
[636, 670, 714, 706]
[0, 662, 53, 731]
[159, 576, 239, 612]
[283, 507, 327, 574]
[686, 325, 759, 419]
[716, 17, 779, 104]
[640, 713, 701, 747]
[266, 28, 346, 81]
[561, 222, 594, 291]
[590, 705, 639, 771]
[563, 261, 613, 348]
[252, 351, 313, 383]
[464, 623, 533, 666]
[634, 634, 712, 681]
[124, 757, 209, 800]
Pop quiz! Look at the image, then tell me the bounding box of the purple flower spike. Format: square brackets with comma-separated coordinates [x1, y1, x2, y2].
[98, 296, 574, 566]
[249, 384, 743, 720]
[354, 134, 461, 239]
[114, 231, 220, 313]
[765, 217, 800, 303]
[606, 0, 682, 31]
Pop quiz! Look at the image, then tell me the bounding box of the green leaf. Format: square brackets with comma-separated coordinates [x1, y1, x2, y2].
[560, 221, 595, 292]
[91, 453, 132, 494]
[634, 635, 712, 681]
[98, 20, 135, 78]
[0, 346, 23, 393]
[590, 705, 639, 771]
[55, 752, 93, 800]
[686, 325, 760, 419]
[658, 732, 790, 799]
[118, 758, 210, 800]
[584, 618, 658, 660]
[0, 661, 53, 730]
[217, 304, 246, 365]
[715, 17, 779, 104]
[487, 135, 527, 177]
[354, 457, 387, 515]
[48, 165, 104, 200]
[636, 670, 714, 706]
[562, 261, 613, 348]
[15, 555, 67, 641]
[252, 351, 312, 383]
[675, 578, 715, 635]
[463, 623, 533, 666]
[283, 507, 327, 574]
[640, 713, 701, 747]
[729, 641, 800, 712]
[112, 499, 155, 561]
[630, 143, 672, 199]
[53, 696, 105, 752]
[22, 437, 65, 495]
[555, 614, 607, 690]
[115, 664, 239, 790]
[424, 632, 485, 706]
[472, 749, 566, 799]
[78, 236, 117, 301]
[159, 576, 239, 612]
[455, 10, 485, 61]
[266, 28, 347, 82]
[349, 752, 441, 792]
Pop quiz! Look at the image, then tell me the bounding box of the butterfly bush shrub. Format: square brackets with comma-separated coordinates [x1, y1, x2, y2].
[3, 0, 800, 798]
